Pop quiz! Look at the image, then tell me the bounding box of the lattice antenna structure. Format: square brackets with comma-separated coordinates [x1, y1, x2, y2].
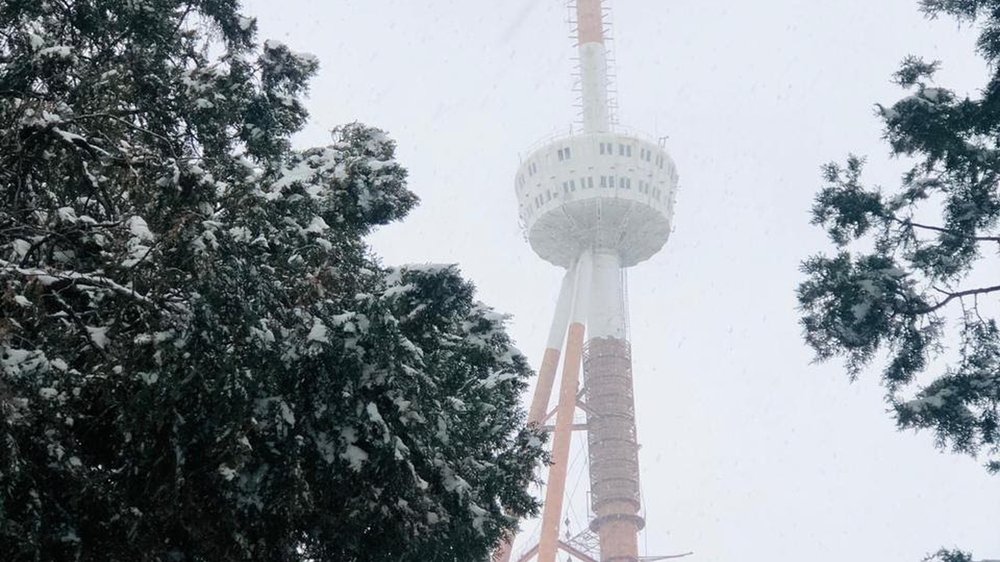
[494, 1, 681, 562]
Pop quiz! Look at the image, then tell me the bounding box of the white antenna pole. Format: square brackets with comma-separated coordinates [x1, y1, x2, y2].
[576, 0, 611, 133]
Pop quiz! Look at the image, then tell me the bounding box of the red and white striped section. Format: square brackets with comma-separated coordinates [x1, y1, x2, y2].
[576, 0, 611, 133]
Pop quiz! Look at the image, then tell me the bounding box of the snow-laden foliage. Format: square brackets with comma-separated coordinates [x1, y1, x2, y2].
[923, 550, 974, 562]
[0, 1, 543, 560]
[799, 1, 1000, 473]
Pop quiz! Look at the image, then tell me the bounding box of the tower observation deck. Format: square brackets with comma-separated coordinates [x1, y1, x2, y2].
[496, 2, 680, 562]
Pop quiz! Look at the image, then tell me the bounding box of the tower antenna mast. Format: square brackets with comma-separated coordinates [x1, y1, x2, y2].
[577, 0, 611, 133]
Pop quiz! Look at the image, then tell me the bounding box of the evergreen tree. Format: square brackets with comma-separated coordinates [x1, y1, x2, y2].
[799, 2, 1000, 559]
[0, 1, 543, 560]
[800, 0, 1000, 473]
[926, 551, 975, 562]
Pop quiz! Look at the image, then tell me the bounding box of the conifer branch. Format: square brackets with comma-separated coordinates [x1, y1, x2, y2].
[921, 284, 1000, 313]
[893, 217, 1000, 242]
[0, 259, 186, 314]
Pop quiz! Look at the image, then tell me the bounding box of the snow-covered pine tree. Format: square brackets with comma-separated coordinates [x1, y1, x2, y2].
[0, 2, 543, 560]
[800, 0, 1000, 474]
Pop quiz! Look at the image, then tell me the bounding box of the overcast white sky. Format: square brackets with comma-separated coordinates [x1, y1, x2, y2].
[244, 1, 1000, 560]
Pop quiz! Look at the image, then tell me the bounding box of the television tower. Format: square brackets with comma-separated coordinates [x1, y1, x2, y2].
[496, 1, 678, 561]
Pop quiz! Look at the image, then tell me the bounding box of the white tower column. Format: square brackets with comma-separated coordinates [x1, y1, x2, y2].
[589, 250, 627, 340]
[577, 0, 611, 133]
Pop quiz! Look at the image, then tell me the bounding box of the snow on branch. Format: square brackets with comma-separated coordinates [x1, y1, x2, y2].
[0, 259, 187, 314]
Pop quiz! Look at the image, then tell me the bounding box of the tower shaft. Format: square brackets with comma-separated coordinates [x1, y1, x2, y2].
[584, 252, 643, 562]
